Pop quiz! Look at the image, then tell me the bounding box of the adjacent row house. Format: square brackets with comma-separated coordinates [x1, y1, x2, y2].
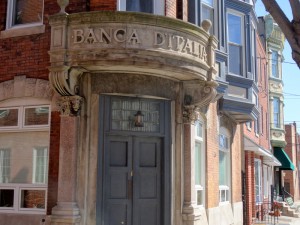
[0, 1, 297, 225]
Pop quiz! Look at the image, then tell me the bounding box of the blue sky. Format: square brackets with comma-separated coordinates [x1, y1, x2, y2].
[255, 0, 300, 129]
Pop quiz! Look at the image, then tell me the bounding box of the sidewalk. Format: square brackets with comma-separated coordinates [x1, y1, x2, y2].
[254, 216, 300, 225]
[277, 215, 300, 225]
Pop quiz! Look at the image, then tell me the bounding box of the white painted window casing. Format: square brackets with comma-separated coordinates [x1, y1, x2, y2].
[117, 0, 164, 15]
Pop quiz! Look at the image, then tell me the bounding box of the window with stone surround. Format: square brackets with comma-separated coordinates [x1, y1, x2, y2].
[6, 0, 43, 29]
[117, 0, 164, 15]
[195, 119, 205, 206]
[0, 103, 50, 214]
[219, 127, 231, 203]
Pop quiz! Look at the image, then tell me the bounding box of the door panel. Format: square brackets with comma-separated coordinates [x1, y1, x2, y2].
[104, 136, 132, 225]
[133, 137, 161, 225]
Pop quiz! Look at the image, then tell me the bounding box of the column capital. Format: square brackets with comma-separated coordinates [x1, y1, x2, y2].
[57, 95, 83, 116]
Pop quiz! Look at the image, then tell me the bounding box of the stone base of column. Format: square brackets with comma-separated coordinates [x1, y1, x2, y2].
[50, 202, 81, 225]
[182, 203, 208, 225]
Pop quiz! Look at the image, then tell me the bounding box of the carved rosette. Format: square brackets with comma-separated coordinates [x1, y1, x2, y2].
[57, 95, 83, 116]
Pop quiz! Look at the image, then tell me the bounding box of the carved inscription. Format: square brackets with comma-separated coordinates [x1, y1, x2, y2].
[72, 28, 208, 63]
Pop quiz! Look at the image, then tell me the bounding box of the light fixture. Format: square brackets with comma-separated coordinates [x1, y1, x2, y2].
[134, 110, 144, 127]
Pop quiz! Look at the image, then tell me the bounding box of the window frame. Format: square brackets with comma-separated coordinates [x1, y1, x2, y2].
[0, 101, 50, 214]
[219, 127, 231, 204]
[227, 10, 245, 76]
[117, 0, 164, 15]
[32, 147, 48, 184]
[6, 0, 44, 30]
[254, 159, 262, 204]
[0, 105, 50, 131]
[194, 119, 205, 207]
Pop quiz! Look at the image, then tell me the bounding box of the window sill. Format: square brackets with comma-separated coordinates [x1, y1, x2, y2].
[0, 24, 45, 39]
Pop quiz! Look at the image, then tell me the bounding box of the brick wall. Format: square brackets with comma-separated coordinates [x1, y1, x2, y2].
[206, 102, 219, 208]
[166, 0, 177, 18]
[245, 151, 255, 225]
[232, 124, 242, 203]
[90, 0, 116, 11]
[257, 33, 269, 151]
[284, 123, 299, 200]
[47, 111, 61, 214]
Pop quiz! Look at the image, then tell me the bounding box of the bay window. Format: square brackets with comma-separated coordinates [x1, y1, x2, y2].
[219, 128, 231, 203]
[117, 0, 164, 15]
[0, 104, 50, 214]
[228, 12, 243, 75]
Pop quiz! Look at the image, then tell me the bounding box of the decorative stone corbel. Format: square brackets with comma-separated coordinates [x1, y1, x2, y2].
[57, 95, 83, 116]
[49, 66, 84, 96]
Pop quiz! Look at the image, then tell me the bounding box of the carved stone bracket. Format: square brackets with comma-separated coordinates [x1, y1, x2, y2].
[49, 66, 85, 96]
[183, 80, 219, 123]
[57, 95, 83, 116]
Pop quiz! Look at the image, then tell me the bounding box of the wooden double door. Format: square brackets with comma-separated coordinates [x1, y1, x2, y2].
[103, 135, 162, 225]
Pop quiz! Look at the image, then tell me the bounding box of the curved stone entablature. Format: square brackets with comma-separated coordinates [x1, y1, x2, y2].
[49, 11, 218, 96]
[0, 75, 53, 102]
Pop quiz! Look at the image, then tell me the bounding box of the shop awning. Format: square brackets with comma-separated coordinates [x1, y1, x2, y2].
[274, 147, 295, 171]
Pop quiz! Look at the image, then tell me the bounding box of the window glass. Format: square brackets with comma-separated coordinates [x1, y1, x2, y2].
[228, 14, 241, 44]
[0, 108, 18, 128]
[33, 147, 48, 184]
[24, 106, 49, 126]
[9, 0, 43, 27]
[272, 51, 278, 78]
[118, 0, 164, 15]
[20, 189, 46, 209]
[126, 0, 153, 13]
[228, 13, 243, 75]
[219, 130, 230, 203]
[273, 98, 280, 128]
[0, 189, 14, 208]
[255, 159, 262, 202]
[0, 149, 10, 183]
[195, 120, 205, 206]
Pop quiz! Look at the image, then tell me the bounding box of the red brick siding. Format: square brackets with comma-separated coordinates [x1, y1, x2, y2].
[166, 0, 176, 18]
[47, 111, 60, 215]
[90, 0, 116, 11]
[245, 151, 255, 225]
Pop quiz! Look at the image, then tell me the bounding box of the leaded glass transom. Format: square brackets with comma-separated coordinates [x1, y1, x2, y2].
[111, 98, 160, 132]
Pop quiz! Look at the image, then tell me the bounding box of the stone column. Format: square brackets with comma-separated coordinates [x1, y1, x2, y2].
[51, 96, 83, 225]
[182, 107, 200, 225]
